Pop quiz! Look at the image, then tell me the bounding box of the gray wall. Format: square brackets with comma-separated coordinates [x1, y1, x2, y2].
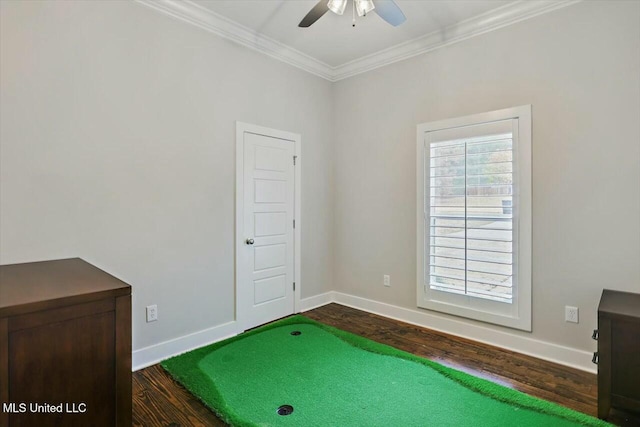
[332, 0, 640, 352]
[0, 0, 334, 350]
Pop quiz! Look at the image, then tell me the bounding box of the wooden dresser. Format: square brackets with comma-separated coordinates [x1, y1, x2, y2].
[0, 258, 132, 426]
[596, 289, 640, 419]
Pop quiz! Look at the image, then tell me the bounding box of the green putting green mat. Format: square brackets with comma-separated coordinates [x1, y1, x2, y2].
[162, 316, 609, 427]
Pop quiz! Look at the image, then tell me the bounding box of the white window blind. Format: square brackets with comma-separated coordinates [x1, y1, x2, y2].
[427, 119, 515, 304]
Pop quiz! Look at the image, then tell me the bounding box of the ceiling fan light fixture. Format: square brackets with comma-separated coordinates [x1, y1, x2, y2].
[327, 0, 348, 15]
[355, 0, 375, 17]
[299, 0, 404, 28]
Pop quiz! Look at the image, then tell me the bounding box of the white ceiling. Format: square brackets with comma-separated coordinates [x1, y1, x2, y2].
[136, 0, 578, 80]
[193, 0, 512, 67]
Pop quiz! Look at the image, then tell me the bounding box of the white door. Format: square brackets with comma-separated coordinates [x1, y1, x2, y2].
[236, 124, 297, 331]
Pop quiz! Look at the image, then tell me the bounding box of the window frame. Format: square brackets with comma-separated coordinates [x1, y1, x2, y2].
[416, 105, 532, 331]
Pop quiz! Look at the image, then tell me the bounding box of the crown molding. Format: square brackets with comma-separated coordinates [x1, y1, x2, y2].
[135, 0, 581, 83]
[134, 0, 334, 80]
[332, 0, 582, 80]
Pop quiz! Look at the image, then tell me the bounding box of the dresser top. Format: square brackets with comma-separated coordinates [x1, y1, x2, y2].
[0, 258, 131, 317]
[598, 289, 640, 319]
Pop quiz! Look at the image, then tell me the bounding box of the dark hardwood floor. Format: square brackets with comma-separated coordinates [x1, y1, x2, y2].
[133, 303, 640, 426]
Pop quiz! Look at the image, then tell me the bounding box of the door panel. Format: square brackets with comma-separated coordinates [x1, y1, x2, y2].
[254, 275, 287, 305]
[254, 244, 286, 271]
[255, 146, 288, 171]
[255, 180, 286, 203]
[239, 131, 295, 330]
[254, 212, 287, 237]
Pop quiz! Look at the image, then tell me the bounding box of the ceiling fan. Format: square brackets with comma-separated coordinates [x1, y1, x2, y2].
[299, 0, 406, 28]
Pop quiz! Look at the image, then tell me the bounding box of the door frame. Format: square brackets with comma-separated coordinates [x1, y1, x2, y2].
[235, 121, 301, 330]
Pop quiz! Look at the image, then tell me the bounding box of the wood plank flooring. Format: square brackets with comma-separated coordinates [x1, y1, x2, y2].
[133, 303, 640, 426]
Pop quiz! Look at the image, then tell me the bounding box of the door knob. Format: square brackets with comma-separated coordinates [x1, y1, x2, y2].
[245, 238, 255, 245]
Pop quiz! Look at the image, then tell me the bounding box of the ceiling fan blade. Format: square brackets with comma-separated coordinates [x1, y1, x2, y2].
[299, 1, 329, 27]
[374, 0, 406, 26]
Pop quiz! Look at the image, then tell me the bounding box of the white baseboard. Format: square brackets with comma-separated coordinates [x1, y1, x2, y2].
[331, 292, 596, 374]
[299, 291, 336, 312]
[132, 320, 238, 371]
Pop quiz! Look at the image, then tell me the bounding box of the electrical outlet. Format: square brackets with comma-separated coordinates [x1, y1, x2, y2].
[146, 304, 158, 322]
[565, 306, 578, 323]
[383, 275, 391, 287]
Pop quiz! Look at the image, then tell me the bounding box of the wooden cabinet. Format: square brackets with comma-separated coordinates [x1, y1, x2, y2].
[0, 258, 132, 426]
[596, 289, 640, 419]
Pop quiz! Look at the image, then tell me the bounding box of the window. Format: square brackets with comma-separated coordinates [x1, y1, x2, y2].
[417, 106, 531, 331]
